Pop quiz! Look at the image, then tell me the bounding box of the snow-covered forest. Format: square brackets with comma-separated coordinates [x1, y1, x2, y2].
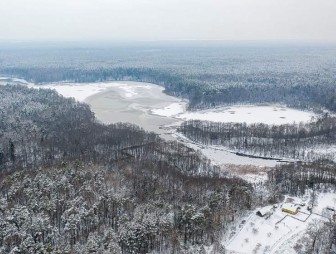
[1, 43, 336, 253]
[1, 43, 336, 112]
[178, 116, 336, 162]
[0, 85, 253, 253]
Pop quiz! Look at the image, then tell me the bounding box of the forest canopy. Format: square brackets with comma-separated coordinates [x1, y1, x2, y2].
[0, 85, 253, 253]
[1, 43, 336, 112]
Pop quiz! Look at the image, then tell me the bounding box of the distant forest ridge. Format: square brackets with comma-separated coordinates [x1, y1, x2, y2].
[1, 44, 336, 111]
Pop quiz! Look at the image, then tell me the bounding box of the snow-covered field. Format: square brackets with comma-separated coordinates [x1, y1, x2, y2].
[154, 104, 315, 125]
[224, 192, 336, 254]
[28, 82, 154, 102]
[151, 102, 185, 117]
[30, 83, 113, 102]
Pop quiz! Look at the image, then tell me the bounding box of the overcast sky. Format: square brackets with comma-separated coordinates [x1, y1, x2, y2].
[0, 0, 335, 42]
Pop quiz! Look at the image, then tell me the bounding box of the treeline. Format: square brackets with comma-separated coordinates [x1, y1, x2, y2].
[0, 161, 252, 254]
[3, 66, 336, 112]
[268, 162, 336, 196]
[178, 117, 336, 161]
[0, 85, 254, 253]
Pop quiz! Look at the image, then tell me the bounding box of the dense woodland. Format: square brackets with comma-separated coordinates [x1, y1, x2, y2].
[178, 117, 336, 161]
[0, 85, 253, 253]
[1, 43, 336, 112]
[268, 162, 336, 196]
[1, 43, 336, 253]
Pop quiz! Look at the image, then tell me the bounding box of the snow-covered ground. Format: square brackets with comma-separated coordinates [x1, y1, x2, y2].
[23, 79, 315, 127]
[27, 82, 154, 102]
[173, 132, 279, 168]
[313, 192, 336, 214]
[30, 83, 112, 102]
[1, 78, 322, 168]
[224, 192, 336, 254]
[154, 104, 316, 125]
[151, 102, 185, 117]
[0, 77, 33, 86]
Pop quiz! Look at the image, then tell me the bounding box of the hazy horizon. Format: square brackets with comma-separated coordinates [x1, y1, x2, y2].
[1, 0, 335, 42]
[1, 40, 335, 50]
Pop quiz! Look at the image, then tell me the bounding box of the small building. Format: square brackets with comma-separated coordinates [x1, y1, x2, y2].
[256, 206, 272, 217]
[282, 203, 300, 215]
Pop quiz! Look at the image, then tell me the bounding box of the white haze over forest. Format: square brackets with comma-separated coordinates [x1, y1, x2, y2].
[0, 0, 335, 41]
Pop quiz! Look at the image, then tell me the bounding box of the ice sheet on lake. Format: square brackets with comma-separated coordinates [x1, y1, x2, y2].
[30, 81, 315, 126]
[151, 103, 185, 117]
[28, 82, 149, 102]
[7, 78, 319, 167]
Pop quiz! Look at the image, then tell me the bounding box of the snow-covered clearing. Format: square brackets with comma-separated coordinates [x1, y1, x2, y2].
[176, 105, 315, 125]
[153, 104, 315, 125]
[151, 102, 185, 117]
[28, 82, 153, 102]
[313, 192, 336, 214]
[224, 192, 336, 254]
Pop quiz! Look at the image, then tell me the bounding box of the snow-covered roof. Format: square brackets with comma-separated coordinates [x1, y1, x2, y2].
[282, 203, 299, 212]
[257, 206, 272, 216]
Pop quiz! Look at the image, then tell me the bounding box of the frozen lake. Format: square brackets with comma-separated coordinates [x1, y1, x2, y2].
[12, 79, 317, 167]
[28, 81, 186, 140]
